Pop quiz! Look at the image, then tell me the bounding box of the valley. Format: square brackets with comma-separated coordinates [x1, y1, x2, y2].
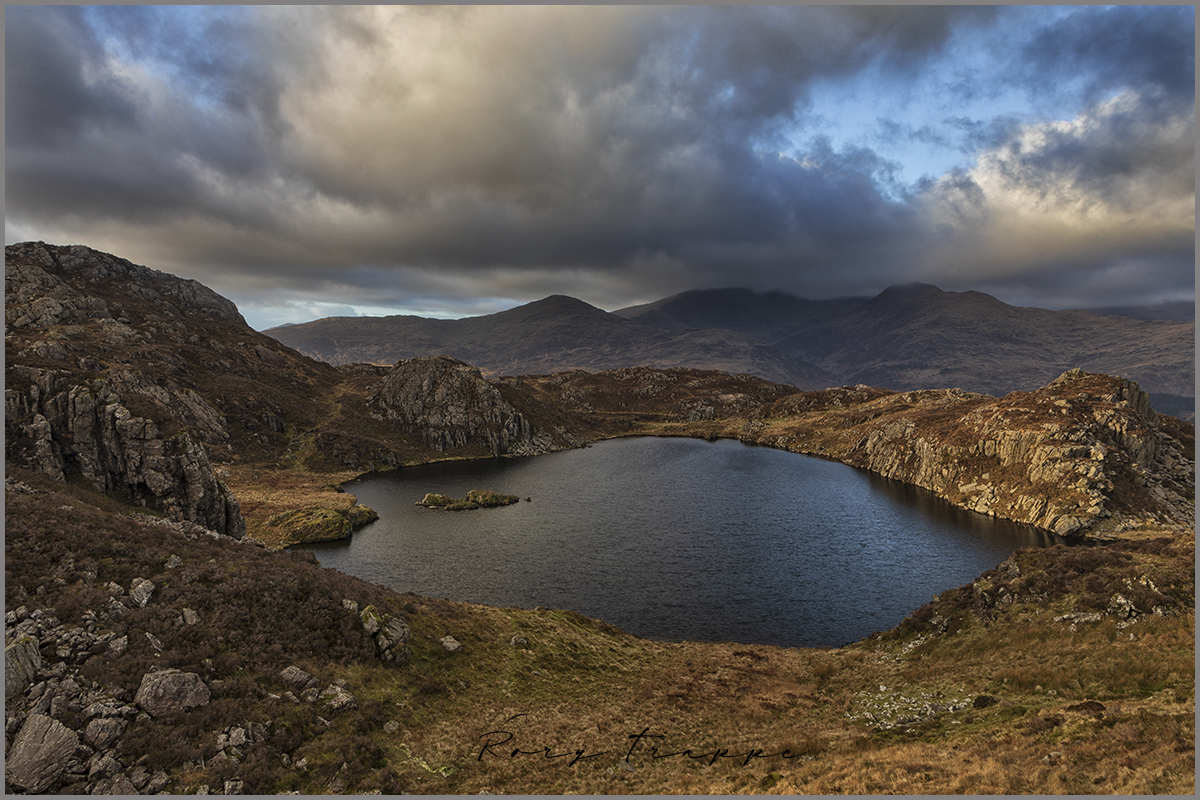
[4, 242, 1194, 794]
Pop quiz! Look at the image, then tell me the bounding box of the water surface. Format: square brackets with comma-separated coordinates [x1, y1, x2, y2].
[300, 437, 1057, 648]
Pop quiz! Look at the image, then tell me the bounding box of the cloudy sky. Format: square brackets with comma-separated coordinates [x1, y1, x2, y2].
[5, 4, 1195, 330]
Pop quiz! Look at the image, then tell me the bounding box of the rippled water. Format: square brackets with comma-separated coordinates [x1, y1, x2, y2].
[298, 436, 1059, 648]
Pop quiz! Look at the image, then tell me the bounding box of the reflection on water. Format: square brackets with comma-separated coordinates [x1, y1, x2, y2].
[298, 437, 1059, 648]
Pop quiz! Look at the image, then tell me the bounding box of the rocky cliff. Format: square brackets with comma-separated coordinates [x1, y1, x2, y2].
[367, 355, 586, 457]
[740, 369, 1194, 536]
[5, 244, 246, 537]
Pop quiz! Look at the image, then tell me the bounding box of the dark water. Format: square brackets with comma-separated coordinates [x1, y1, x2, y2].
[298, 436, 1058, 648]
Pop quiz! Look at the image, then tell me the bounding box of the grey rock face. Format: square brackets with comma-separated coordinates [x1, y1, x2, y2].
[5, 242, 247, 538]
[5, 714, 80, 792]
[6, 366, 245, 537]
[368, 355, 542, 456]
[5, 636, 42, 699]
[133, 669, 211, 717]
[129, 578, 155, 608]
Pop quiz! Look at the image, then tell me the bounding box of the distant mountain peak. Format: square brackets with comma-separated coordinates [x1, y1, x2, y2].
[878, 282, 944, 296]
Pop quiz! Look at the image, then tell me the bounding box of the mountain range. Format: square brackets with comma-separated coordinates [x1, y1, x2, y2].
[268, 285, 1196, 419]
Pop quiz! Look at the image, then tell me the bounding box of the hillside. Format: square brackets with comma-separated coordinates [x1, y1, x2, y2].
[4, 242, 1195, 794]
[775, 283, 1195, 416]
[612, 287, 867, 341]
[270, 284, 1195, 420]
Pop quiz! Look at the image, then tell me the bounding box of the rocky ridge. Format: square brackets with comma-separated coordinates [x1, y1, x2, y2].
[773, 369, 1195, 536]
[513, 366, 1194, 538]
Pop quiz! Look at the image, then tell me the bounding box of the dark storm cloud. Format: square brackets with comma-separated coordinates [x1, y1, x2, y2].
[6, 5, 286, 227]
[4, 5, 1193, 324]
[1018, 5, 1195, 107]
[4, 6, 139, 146]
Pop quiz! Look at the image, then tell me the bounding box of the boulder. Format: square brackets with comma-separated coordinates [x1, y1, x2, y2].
[279, 665, 319, 691]
[376, 617, 410, 653]
[129, 578, 155, 608]
[5, 714, 80, 793]
[133, 670, 210, 717]
[90, 774, 139, 795]
[440, 635, 464, 653]
[365, 610, 411, 665]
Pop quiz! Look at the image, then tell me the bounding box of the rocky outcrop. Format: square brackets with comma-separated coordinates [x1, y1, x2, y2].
[360, 606, 412, 666]
[4, 366, 244, 538]
[5, 638, 42, 700]
[743, 369, 1194, 536]
[368, 355, 568, 456]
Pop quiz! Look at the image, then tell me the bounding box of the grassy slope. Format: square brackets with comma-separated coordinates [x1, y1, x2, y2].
[5, 465, 1193, 795]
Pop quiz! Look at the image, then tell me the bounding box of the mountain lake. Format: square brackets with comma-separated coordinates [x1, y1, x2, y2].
[296, 436, 1061, 648]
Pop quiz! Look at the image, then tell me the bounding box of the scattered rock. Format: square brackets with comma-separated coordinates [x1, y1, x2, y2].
[182, 608, 201, 626]
[440, 635, 464, 653]
[510, 636, 529, 649]
[383, 720, 400, 734]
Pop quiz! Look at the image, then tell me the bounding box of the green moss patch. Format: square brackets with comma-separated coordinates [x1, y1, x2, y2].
[267, 504, 379, 545]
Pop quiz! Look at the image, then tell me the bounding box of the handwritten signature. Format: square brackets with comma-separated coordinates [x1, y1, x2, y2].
[478, 714, 803, 769]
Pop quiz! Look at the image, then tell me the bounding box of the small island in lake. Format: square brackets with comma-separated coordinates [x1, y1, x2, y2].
[417, 489, 522, 511]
